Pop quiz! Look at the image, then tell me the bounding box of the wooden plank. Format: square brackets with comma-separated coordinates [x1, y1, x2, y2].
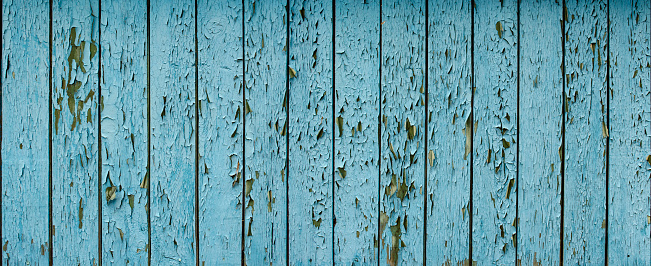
[243, 0, 286, 264]
[149, 0, 196, 264]
[518, 0, 562, 264]
[51, 0, 100, 264]
[334, 0, 379, 264]
[608, 0, 651, 263]
[288, 0, 333, 264]
[197, 0, 242, 264]
[426, 0, 470, 264]
[563, 0, 607, 264]
[380, 0, 425, 264]
[100, 0, 149, 264]
[1, 0, 50, 264]
[472, 0, 517, 264]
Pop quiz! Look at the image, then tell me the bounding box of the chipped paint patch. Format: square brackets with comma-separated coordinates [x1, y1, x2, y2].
[381, 1, 425, 265]
[99, 0, 149, 263]
[2, 0, 51, 264]
[608, 0, 651, 263]
[198, 0, 244, 264]
[472, 0, 518, 264]
[288, 0, 334, 263]
[518, 0, 563, 264]
[150, 0, 197, 264]
[51, 0, 100, 264]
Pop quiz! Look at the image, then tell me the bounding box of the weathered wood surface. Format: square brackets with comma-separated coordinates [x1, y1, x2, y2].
[563, 0, 608, 264]
[288, 0, 334, 264]
[518, 0, 563, 264]
[334, 0, 379, 264]
[51, 0, 100, 264]
[197, 1, 244, 265]
[472, 0, 518, 264]
[149, 0, 196, 264]
[1, 0, 50, 264]
[100, 0, 149, 264]
[426, 0, 470, 264]
[197, 0, 243, 265]
[244, 0, 287, 264]
[608, 0, 650, 263]
[0, 1, 649, 265]
[380, 1, 425, 265]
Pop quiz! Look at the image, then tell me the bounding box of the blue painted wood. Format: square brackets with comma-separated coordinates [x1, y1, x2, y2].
[197, 0, 242, 264]
[51, 0, 100, 264]
[518, 0, 562, 264]
[563, 0, 607, 264]
[288, 0, 333, 264]
[472, 0, 517, 264]
[380, 0, 425, 265]
[608, 0, 651, 263]
[334, 0, 379, 264]
[149, 0, 196, 264]
[287, 0, 334, 265]
[100, 0, 149, 264]
[426, 0, 470, 264]
[4, 1, 651, 264]
[1, 0, 50, 264]
[244, 0, 287, 264]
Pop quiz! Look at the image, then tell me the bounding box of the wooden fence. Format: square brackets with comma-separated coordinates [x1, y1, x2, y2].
[2, 0, 650, 265]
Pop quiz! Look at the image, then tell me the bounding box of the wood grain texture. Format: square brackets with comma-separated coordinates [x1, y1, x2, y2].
[244, 0, 287, 264]
[426, 0, 471, 264]
[472, 0, 517, 264]
[288, 0, 333, 264]
[100, 0, 149, 264]
[334, 0, 379, 264]
[51, 0, 100, 264]
[518, 0, 562, 264]
[1, 0, 50, 264]
[197, 0, 242, 264]
[608, 0, 650, 263]
[149, 0, 196, 264]
[380, 1, 425, 265]
[563, 0, 607, 264]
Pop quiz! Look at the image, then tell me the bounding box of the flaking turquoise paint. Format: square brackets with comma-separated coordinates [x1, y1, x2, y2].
[100, 0, 149, 264]
[1, 0, 50, 264]
[380, 0, 425, 264]
[563, 0, 608, 264]
[0, 1, 650, 265]
[608, 0, 651, 263]
[426, 0, 471, 264]
[244, 0, 287, 264]
[518, 0, 563, 264]
[288, 0, 334, 264]
[473, 0, 518, 264]
[334, 0, 380, 263]
[51, 0, 100, 264]
[149, 0, 196, 264]
[197, 0, 243, 264]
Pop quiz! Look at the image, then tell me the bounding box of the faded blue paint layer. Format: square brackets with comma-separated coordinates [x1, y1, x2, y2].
[150, 0, 196, 264]
[100, 0, 149, 264]
[244, 0, 287, 264]
[288, 0, 333, 264]
[380, 1, 425, 265]
[472, 0, 517, 264]
[426, 0, 471, 264]
[608, 0, 650, 264]
[51, 0, 100, 264]
[1, 0, 50, 264]
[334, 0, 379, 264]
[563, 0, 607, 264]
[197, 0, 243, 264]
[518, 0, 562, 264]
